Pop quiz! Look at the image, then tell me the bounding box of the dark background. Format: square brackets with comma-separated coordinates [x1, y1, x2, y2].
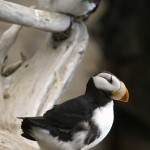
[90, 0, 150, 149]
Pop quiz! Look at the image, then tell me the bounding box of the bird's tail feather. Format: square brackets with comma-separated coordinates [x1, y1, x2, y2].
[18, 117, 49, 141]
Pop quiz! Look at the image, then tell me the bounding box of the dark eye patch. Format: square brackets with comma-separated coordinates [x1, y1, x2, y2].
[109, 76, 113, 84]
[100, 75, 113, 84]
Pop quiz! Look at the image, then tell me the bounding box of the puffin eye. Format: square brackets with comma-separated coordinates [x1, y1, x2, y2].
[109, 76, 113, 84]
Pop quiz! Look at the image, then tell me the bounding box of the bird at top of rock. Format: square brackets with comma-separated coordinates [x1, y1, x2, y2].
[19, 72, 129, 150]
[46, 0, 101, 41]
[38, 0, 102, 20]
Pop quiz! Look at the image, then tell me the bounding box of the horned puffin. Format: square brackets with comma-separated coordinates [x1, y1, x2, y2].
[19, 72, 129, 150]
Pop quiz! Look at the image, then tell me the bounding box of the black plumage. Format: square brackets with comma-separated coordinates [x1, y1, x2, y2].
[20, 77, 111, 143]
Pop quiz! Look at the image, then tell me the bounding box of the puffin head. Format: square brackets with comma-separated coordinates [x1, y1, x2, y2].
[92, 72, 129, 102]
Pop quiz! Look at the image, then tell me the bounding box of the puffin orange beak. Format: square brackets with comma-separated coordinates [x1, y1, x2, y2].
[120, 89, 129, 102]
[110, 81, 129, 102]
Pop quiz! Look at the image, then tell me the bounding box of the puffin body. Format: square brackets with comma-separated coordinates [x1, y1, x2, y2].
[20, 72, 129, 150]
[38, 0, 101, 19]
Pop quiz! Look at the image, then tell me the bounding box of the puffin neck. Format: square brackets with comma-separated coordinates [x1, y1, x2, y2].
[85, 78, 112, 107]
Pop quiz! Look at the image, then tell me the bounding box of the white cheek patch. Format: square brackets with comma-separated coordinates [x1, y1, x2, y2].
[93, 76, 112, 91]
[97, 73, 111, 80]
[112, 76, 121, 91]
[94, 72, 121, 90]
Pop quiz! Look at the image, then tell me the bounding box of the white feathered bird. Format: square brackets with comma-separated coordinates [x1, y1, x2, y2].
[38, 0, 101, 20]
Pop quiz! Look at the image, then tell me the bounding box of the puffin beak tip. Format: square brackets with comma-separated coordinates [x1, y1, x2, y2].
[120, 89, 129, 102]
[110, 81, 129, 102]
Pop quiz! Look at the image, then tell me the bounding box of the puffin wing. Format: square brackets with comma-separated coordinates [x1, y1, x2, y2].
[43, 95, 93, 129]
[20, 95, 93, 141]
[43, 110, 86, 129]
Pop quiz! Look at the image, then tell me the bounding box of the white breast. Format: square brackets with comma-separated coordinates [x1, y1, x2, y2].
[82, 101, 114, 150]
